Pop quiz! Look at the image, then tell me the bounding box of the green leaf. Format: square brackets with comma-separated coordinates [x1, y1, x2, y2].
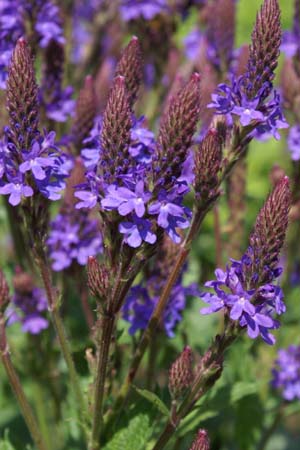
[132, 386, 169, 417]
[0, 431, 16, 450]
[230, 382, 258, 404]
[103, 413, 153, 450]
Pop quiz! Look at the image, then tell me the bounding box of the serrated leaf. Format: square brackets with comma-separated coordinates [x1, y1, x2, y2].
[132, 386, 169, 417]
[103, 413, 153, 450]
[230, 382, 257, 404]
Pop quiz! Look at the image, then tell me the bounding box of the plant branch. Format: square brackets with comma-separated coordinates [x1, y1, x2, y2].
[0, 316, 48, 450]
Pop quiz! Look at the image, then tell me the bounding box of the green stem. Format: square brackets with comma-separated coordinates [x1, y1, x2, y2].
[89, 314, 115, 450]
[105, 208, 209, 428]
[256, 406, 283, 450]
[151, 325, 237, 450]
[33, 383, 53, 450]
[0, 318, 48, 450]
[36, 251, 87, 436]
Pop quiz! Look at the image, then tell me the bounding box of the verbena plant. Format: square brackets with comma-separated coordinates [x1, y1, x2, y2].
[0, 1, 299, 449]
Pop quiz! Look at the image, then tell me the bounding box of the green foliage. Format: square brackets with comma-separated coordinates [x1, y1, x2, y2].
[132, 386, 169, 417]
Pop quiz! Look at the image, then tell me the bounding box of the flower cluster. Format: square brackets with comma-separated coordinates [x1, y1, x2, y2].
[7, 272, 48, 335]
[271, 346, 300, 400]
[75, 71, 198, 248]
[123, 274, 199, 338]
[208, 78, 288, 140]
[0, 0, 65, 89]
[47, 209, 103, 271]
[0, 0, 24, 89]
[200, 259, 285, 345]
[208, 0, 288, 140]
[200, 176, 291, 345]
[120, 0, 168, 22]
[0, 39, 72, 206]
[0, 131, 71, 205]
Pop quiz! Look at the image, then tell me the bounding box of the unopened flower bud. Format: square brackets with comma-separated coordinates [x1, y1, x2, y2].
[169, 346, 194, 399]
[246, 176, 291, 285]
[189, 429, 210, 450]
[87, 257, 110, 302]
[155, 73, 201, 189]
[6, 38, 39, 150]
[72, 75, 96, 152]
[13, 270, 34, 294]
[115, 36, 143, 106]
[194, 128, 223, 200]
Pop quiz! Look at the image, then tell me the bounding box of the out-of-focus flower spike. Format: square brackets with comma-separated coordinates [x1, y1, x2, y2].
[194, 127, 223, 201]
[115, 36, 143, 106]
[72, 76, 96, 152]
[281, 59, 300, 112]
[0, 269, 10, 313]
[189, 429, 211, 450]
[87, 257, 110, 304]
[6, 38, 39, 150]
[100, 75, 133, 183]
[247, 176, 291, 284]
[199, 64, 218, 131]
[246, 0, 281, 97]
[95, 58, 116, 112]
[42, 40, 64, 104]
[169, 346, 194, 400]
[206, 0, 236, 72]
[64, 157, 86, 208]
[155, 73, 201, 187]
[226, 158, 247, 259]
[235, 44, 250, 77]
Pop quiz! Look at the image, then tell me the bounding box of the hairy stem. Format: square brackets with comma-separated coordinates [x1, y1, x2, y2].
[89, 314, 115, 450]
[0, 317, 48, 450]
[35, 251, 87, 436]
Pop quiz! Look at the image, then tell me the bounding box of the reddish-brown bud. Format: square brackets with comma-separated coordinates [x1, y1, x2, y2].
[189, 429, 210, 450]
[6, 38, 39, 150]
[281, 58, 300, 114]
[246, 176, 291, 285]
[194, 128, 223, 200]
[13, 270, 34, 295]
[206, 0, 236, 72]
[115, 36, 143, 106]
[247, 0, 281, 95]
[0, 269, 10, 313]
[169, 346, 194, 399]
[155, 73, 201, 188]
[100, 76, 133, 183]
[72, 75, 96, 152]
[64, 157, 86, 208]
[87, 257, 110, 302]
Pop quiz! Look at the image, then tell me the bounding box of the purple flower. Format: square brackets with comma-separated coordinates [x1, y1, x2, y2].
[101, 181, 151, 218]
[129, 118, 156, 163]
[148, 191, 190, 243]
[0, 177, 33, 205]
[208, 75, 288, 140]
[35, 1, 65, 48]
[75, 190, 98, 209]
[199, 261, 285, 345]
[47, 210, 102, 271]
[287, 125, 300, 161]
[281, 31, 299, 58]
[7, 286, 48, 335]
[45, 86, 75, 123]
[119, 216, 156, 248]
[120, 0, 168, 21]
[272, 346, 300, 401]
[123, 277, 199, 337]
[183, 29, 203, 61]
